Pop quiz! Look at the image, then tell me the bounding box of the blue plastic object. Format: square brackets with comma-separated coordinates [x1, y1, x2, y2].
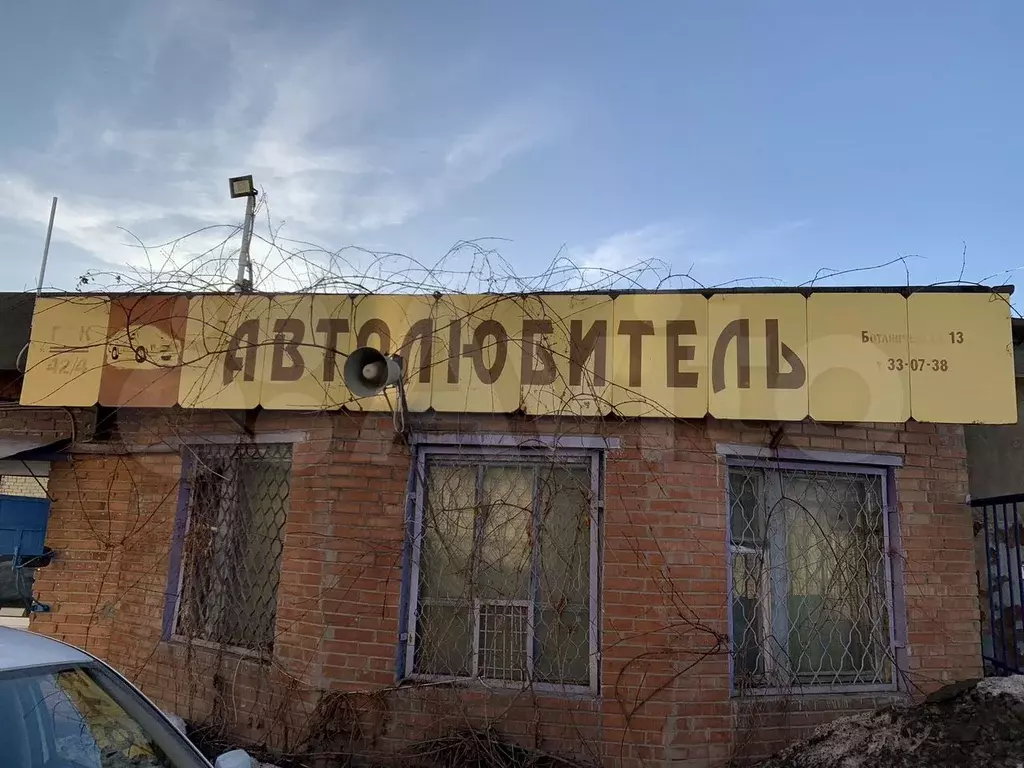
[0, 497, 51, 558]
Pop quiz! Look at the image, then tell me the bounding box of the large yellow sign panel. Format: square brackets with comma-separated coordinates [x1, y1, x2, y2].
[707, 293, 808, 421]
[611, 293, 707, 418]
[178, 295, 270, 410]
[521, 294, 614, 417]
[21, 297, 108, 406]
[349, 294, 437, 413]
[18, 290, 1018, 424]
[908, 292, 1015, 424]
[430, 294, 523, 414]
[807, 293, 911, 423]
[259, 295, 354, 411]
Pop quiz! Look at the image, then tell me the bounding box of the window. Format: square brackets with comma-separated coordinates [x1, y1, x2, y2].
[406, 447, 600, 691]
[0, 663, 207, 767]
[728, 461, 895, 691]
[172, 443, 292, 655]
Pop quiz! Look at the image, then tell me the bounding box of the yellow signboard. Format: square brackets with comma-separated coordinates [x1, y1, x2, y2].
[611, 293, 707, 418]
[178, 295, 270, 410]
[430, 294, 523, 414]
[908, 292, 1015, 424]
[21, 297, 108, 407]
[807, 293, 911, 423]
[708, 293, 808, 421]
[18, 290, 1018, 424]
[259, 294, 355, 411]
[522, 294, 614, 417]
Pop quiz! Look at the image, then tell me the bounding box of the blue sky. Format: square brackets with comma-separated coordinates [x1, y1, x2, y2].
[0, 1, 1021, 293]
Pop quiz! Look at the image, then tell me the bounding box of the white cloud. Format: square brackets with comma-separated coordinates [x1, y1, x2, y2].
[563, 221, 809, 291]
[548, 224, 688, 291]
[0, 5, 563, 291]
[444, 101, 556, 180]
[572, 225, 682, 272]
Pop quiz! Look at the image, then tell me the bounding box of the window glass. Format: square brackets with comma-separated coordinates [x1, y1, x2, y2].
[478, 466, 533, 600]
[0, 665, 201, 768]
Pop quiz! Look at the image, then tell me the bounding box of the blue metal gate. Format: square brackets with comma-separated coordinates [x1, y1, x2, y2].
[972, 493, 1024, 675]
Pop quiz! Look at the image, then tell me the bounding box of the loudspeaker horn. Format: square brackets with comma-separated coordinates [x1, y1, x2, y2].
[343, 347, 404, 397]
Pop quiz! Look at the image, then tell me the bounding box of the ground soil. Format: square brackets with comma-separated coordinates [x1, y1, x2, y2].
[755, 677, 1024, 768]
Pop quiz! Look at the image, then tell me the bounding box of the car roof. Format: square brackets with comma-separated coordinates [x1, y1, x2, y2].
[0, 627, 92, 672]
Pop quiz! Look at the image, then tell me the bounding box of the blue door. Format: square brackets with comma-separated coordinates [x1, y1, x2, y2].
[0, 496, 51, 558]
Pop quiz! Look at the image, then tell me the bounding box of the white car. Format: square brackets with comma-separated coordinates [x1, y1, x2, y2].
[0, 627, 257, 768]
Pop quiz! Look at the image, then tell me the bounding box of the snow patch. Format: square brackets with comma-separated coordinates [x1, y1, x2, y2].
[164, 712, 187, 733]
[977, 675, 1024, 701]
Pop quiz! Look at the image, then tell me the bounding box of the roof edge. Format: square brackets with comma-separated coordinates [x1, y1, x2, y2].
[22, 284, 1018, 299]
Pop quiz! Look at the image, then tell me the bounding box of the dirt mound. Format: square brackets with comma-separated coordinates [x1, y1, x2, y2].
[756, 677, 1024, 768]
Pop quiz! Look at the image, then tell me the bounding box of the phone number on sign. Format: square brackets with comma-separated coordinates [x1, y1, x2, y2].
[887, 358, 948, 372]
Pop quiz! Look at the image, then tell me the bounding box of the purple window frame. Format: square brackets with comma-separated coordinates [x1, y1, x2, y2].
[721, 446, 907, 697]
[397, 433, 608, 695]
[160, 440, 295, 658]
[161, 452, 193, 642]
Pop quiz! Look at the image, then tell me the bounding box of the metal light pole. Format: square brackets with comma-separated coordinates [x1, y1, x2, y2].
[36, 196, 58, 295]
[229, 175, 257, 292]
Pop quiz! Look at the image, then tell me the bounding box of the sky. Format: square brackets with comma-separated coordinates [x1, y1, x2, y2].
[0, 1, 1021, 294]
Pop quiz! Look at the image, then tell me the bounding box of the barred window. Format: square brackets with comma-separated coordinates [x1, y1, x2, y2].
[728, 462, 895, 691]
[406, 449, 599, 691]
[173, 443, 292, 655]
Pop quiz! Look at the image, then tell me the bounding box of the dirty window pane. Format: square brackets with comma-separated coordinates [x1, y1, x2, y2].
[731, 552, 765, 685]
[477, 466, 533, 600]
[535, 467, 591, 684]
[538, 467, 590, 607]
[782, 472, 890, 685]
[729, 469, 763, 545]
[416, 603, 472, 677]
[421, 465, 477, 600]
[536, 607, 589, 684]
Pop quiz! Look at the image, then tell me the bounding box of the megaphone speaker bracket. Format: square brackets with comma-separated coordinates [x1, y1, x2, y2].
[343, 347, 405, 398]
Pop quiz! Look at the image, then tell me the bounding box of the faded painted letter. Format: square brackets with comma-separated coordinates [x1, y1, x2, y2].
[765, 318, 805, 389]
[271, 318, 305, 382]
[617, 320, 654, 388]
[712, 319, 750, 393]
[224, 319, 261, 385]
[570, 319, 607, 387]
[522, 319, 557, 386]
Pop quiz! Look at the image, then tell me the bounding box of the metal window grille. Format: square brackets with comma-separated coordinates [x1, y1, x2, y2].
[173, 443, 292, 655]
[407, 449, 600, 691]
[0, 475, 48, 499]
[972, 494, 1024, 676]
[728, 461, 895, 692]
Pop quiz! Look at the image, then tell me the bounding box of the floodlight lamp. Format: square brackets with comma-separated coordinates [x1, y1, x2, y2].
[229, 174, 256, 199]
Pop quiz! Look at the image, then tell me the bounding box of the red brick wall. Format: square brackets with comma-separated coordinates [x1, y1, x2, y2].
[4, 406, 980, 767]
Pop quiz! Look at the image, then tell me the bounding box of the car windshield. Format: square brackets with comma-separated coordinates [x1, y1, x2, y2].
[0, 662, 207, 768]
